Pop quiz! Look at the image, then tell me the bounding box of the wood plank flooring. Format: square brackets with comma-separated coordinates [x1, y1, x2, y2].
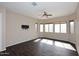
[0, 38, 78, 56]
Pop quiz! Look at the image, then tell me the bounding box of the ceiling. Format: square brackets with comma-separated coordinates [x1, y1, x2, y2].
[0, 2, 78, 19]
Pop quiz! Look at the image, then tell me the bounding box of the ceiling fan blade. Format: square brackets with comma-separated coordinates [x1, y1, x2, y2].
[41, 14, 48, 18]
[41, 11, 52, 18]
[48, 14, 52, 16]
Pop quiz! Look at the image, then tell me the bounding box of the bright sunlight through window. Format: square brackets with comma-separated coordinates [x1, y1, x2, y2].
[45, 24, 49, 32]
[55, 41, 76, 51]
[40, 24, 43, 32]
[55, 24, 60, 33]
[41, 39, 53, 45]
[49, 24, 53, 32]
[61, 24, 67, 33]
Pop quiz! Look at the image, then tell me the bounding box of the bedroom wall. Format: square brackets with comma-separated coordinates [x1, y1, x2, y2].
[75, 4, 79, 54]
[0, 6, 6, 51]
[37, 14, 76, 44]
[6, 10, 38, 47]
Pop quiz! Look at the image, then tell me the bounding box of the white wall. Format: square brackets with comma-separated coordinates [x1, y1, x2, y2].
[0, 13, 3, 51]
[37, 14, 76, 44]
[6, 10, 38, 47]
[75, 4, 79, 54]
[0, 7, 6, 51]
[75, 20, 79, 54]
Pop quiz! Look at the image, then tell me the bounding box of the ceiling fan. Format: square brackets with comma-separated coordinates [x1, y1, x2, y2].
[42, 11, 52, 18]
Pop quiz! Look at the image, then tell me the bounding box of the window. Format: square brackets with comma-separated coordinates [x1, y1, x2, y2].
[55, 24, 60, 33]
[49, 24, 53, 32]
[45, 24, 49, 32]
[35, 23, 37, 31]
[39, 23, 67, 33]
[55, 23, 67, 33]
[61, 24, 67, 33]
[44, 24, 53, 32]
[40, 24, 44, 32]
[70, 21, 74, 33]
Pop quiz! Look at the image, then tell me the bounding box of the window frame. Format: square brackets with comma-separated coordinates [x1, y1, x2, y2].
[35, 23, 38, 32]
[60, 23, 67, 33]
[69, 20, 74, 34]
[40, 24, 44, 32]
[49, 24, 53, 32]
[39, 23, 67, 34]
[45, 24, 49, 32]
[55, 24, 61, 33]
[44, 23, 54, 32]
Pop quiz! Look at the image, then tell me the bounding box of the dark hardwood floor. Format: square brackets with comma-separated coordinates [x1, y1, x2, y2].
[0, 38, 78, 56]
